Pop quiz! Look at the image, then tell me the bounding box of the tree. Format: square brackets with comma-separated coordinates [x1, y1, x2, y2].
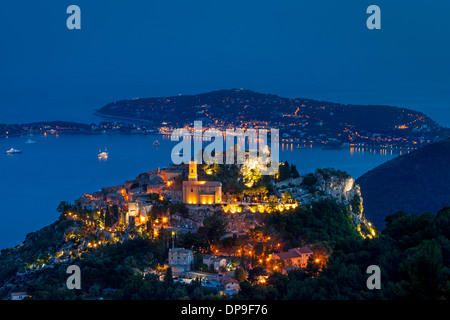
[57, 201, 72, 215]
[190, 287, 205, 300]
[304, 256, 321, 278]
[88, 284, 102, 297]
[191, 277, 202, 289]
[234, 267, 246, 283]
[291, 164, 299, 178]
[164, 267, 173, 287]
[266, 272, 289, 299]
[171, 285, 188, 299]
[268, 195, 278, 205]
[99, 210, 105, 228]
[395, 240, 448, 299]
[247, 266, 267, 284]
[301, 173, 317, 188]
[104, 206, 113, 227]
[193, 253, 207, 271]
[198, 214, 227, 242]
[278, 161, 291, 180]
[282, 191, 292, 203]
[268, 195, 278, 212]
[254, 242, 265, 257]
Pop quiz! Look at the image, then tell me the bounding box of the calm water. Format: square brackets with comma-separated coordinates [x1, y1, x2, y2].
[0, 133, 400, 249]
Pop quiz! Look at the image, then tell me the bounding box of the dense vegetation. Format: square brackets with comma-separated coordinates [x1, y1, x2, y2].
[357, 137, 450, 228]
[9, 237, 220, 300]
[235, 208, 450, 300]
[268, 199, 357, 249]
[1, 187, 449, 300]
[0, 198, 359, 300]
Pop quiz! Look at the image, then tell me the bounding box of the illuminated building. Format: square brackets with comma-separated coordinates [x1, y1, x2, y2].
[188, 161, 198, 181]
[203, 255, 227, 271]
[272, 246, 313, 268]
[182, 161, 222, 204]
[126, 200, 153, 224]
[168, 247, 194, 272]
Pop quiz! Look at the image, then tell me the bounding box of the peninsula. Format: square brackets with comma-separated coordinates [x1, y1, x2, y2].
[1, 89, 448, 151]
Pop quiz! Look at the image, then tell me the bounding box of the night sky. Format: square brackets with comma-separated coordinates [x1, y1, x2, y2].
[0, 0, 449, 125]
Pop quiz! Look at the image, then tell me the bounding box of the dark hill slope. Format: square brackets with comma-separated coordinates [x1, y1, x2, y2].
[356, 138, 450, 228]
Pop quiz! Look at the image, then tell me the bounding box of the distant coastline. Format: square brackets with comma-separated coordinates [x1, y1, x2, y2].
[95, 88, 450, 150]
[2, 89, 449, 151]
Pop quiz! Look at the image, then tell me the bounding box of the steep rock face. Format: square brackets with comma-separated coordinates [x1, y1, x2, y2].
[314, 168, 364, 223]
[316, 171, 358, 202]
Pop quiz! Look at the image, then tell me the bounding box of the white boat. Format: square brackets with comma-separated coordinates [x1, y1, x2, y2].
[6, 148, 22, 154]
[98, 148, 108, 159]
[25, 139, 37, 144]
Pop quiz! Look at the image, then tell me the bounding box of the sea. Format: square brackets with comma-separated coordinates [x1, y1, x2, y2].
[0, 132, 402, 250]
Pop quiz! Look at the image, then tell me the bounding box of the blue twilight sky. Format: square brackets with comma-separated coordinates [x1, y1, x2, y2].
[0, 0, 449, 125]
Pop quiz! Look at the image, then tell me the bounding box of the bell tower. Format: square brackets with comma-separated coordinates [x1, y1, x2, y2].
[188, 161, 198, 181]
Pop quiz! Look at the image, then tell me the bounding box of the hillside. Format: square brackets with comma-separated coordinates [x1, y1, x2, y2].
[0, 162, 373, 299]
[95, 88, 448, 147]
[1, 160, 449, 300]
[356, 137, 450, 228]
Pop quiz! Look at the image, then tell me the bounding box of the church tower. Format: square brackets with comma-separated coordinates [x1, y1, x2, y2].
[188, 161, 198, 181]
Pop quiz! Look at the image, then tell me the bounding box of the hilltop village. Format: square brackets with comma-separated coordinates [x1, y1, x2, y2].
[75, 160, 371, 234]
[70, 161, 371, 288]
[1, 160, 376, 299]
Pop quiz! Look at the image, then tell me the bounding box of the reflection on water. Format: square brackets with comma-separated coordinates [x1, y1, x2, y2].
[280, 142, 405, 157]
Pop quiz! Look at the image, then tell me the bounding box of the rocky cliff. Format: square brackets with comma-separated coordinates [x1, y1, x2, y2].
[314, 168, 364, 222]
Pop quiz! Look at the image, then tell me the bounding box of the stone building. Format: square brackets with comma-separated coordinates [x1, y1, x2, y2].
[168, 247, 194, 272]
[182, 161, 222, 204]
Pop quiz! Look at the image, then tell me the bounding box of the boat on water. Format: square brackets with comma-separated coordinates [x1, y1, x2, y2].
[296, 145, 304, 149]
[6, 148, 22, 154]
[25, 139, 37, 144]
[98, 148, 108, 159]
[153, 140, 160, 147]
